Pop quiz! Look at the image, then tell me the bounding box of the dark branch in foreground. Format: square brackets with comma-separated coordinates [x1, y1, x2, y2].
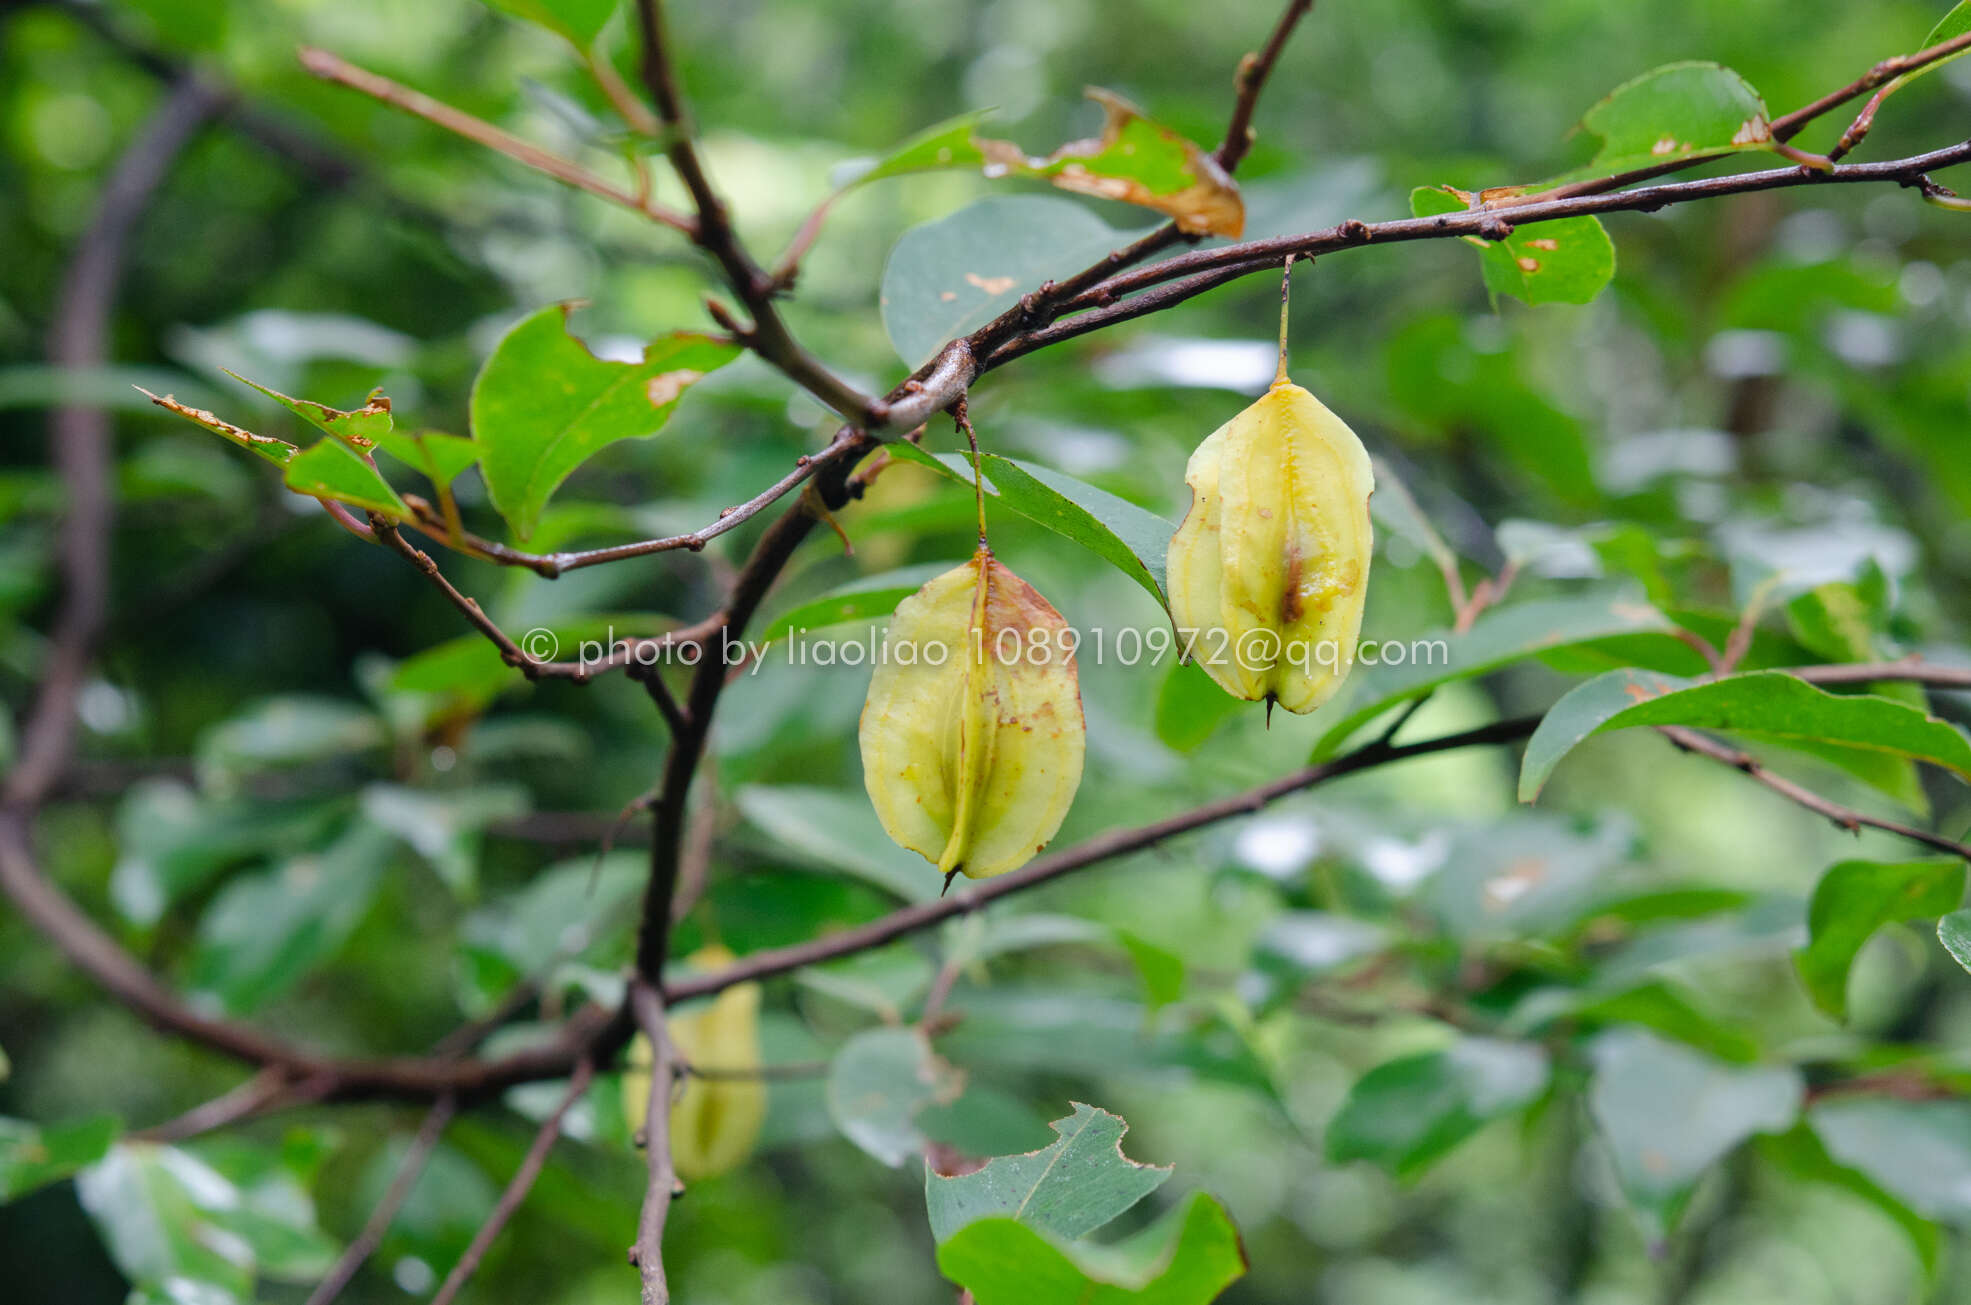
[668, 715, 1544, 1001]
[429, 1061, 594, 1305]
[630, 981, 678, 1305]
[303, 1096, 457, 1305]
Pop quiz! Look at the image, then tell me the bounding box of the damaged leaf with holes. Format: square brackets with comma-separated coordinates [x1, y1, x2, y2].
[847, 90, 1243, 237]
[860, 548, 1086, 881]
[1411, 187, 1616, 305]
[140, 379, 410, 518]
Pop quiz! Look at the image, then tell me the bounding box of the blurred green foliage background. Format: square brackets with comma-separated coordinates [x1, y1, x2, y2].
[4, 0, 1971, 1301]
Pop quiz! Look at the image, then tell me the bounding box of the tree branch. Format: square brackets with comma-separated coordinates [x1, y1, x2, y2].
[1000, 140, 1971, 361]
[430, 1061, 594, 1305]
[630, 0, 884, 428]
[629, 980, 678, 1305]
[1660, 726, 1971, 860]
[297, 46, 695, 232]
[666, 716, 1541, 1002]
[303, 1095, 458, 1305]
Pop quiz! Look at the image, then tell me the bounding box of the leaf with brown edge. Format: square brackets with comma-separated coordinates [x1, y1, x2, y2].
[137, 388, 297, 466]
[225, 371, 394, 449]
[975, 90, 1244, 237]
[859, 547, 1086, 882]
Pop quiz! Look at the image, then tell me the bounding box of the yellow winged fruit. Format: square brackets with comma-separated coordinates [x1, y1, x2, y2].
[860, 545, 1085, 881]
[623, 948, 766, 1181]
[1167, 311, 1375, 714]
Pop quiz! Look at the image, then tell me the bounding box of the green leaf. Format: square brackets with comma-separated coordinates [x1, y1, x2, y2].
[1410, 187, 1615, 306]
[890, 442, 1175, 605]
[471, 306, 740, 539]
[280, 437, 409, 517]
[1326, 1038, 1549, 1179]
[0, 1114, 120, 1201]
[108, 780, 342, 927]
[1554, 981, 1760, 1063]
[1886, 3, 1971, 94]
[1796, 858, 1965, 1019]
[478, 0, 618, 47]
[1250, 913, 1389, 984]
[939, 990, 1274, 1097]
[926, 1102, 1171, 1243]
[1785, 581, 1885, 663]
[189, 822, 397, 1014]
[838, 110, 993, 188]
[1154, 657, 1243, 752]
[882, 196, 1148, 367]
[458, 851, 644, 1010]
[1576, 62, 1775, 176]
[76, 1139, 336, 1300]
[937, 1190, 1247, 1305]
[371, 428, 480, 489]
[734, 784, 940, 902]
[1518, 669, 1971, 802]
[78, 1145, 255, 1300]
[1940, 908, 1971, 975]
[387, 615, 668, 714]
[194, 697, 383, 793]
[1810, 1098, 1971, 1222]
[757, 563, 955, 644]
[1762, 1124, 1940, 1279]
[1313, 592, 1670, 758]
[1588, 1029, 1802, 1236]
[360, 783, 531, 899]
[1115, 930, 1185, 1011]
[826, 1027, 963, 1167]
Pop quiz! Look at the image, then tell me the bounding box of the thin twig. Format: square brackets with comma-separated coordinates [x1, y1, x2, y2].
[297, 47, 694, 232]
[370, 517, 537, 670]
[667, 716, 1542, 1002]
[1788, 28, 1971, 161]
[429, 1062, 594, 1305]
[1217, 0, 1315, 173]
[685, 1058, 828, 1082]
[135, 1068, 294, 1143]
[1014, 139, 1971, 358]
[303, 1096, 458, 1305]
[1660, 726, 1971, 860]
[629, 981, 678, 1305]
[670, 764, 720, 924]
[629, 0, 883, 427]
